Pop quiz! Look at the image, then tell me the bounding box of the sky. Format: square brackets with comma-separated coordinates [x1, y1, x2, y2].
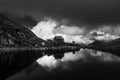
[0, 0, 120, 26]
[1, 0, 120, 41]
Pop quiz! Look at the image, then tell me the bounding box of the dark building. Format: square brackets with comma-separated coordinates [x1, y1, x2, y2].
[72, 41, 75, 44]
[53, 36, 64, 43]
[47, 39, 53, 43]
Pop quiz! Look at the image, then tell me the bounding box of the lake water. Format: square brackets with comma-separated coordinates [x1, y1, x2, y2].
[1, 49, 120, 80]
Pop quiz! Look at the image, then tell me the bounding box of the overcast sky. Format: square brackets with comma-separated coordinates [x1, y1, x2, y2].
[0, 0, 120, 26]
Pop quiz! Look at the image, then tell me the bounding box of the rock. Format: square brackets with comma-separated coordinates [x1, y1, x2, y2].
[87, 38, 120, 57]
[0, 14, 45, 47]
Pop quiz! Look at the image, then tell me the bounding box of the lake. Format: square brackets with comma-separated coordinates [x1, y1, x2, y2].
[1, 49, 120, 80]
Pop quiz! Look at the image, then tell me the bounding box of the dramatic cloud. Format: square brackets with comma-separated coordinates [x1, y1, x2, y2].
[54, 25, 85, 35]
[31, 18, 57, 39]
[1, 0, 120, 43]
[32, 17, 120, 44]
[31, 18, 93, 44]
[100, 25, 120, 35]
[0, 11, 38, 29]
[88, 30, 119, 41]
[0, 0, 120, 26]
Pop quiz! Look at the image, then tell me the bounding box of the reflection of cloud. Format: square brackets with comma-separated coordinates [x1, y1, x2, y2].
[37, 49, 120, 71]
[61, 51, 85, 62]
[99, 53, 120, 62]
[36, 55, 58, 70]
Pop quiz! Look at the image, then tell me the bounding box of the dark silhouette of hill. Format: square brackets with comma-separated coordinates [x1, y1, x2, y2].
[0, 50, 43, 80]
[0, 14, 44, 47]
[0, 11, 38, 29]
[87, 38, 120, 56]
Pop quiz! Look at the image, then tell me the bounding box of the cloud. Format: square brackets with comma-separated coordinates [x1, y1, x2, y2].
[31, 18, 93, 44]
[98, 25, 120, 35]
[0, 0, 120, 26]
[31, 17, 120, 44]
[31, 18, 57, 39]
[0, 11, 38, 28]
[54, 25, 85, 35]
[88, 29, 119, 41]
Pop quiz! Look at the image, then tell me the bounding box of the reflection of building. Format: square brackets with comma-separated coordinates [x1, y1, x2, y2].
[54, 54, 64, 59]
[53, 36, 64, 43]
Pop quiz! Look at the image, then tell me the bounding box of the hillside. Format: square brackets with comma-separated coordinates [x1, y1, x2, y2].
[87, 38, 120, 56]
[0, 14, 44, 47]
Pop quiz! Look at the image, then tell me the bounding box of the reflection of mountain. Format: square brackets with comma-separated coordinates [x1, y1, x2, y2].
[0, 14, 44, 47]
[0, 51, 43, 80]
[87, 38, 120, 56]
[8, 49, 120, 80]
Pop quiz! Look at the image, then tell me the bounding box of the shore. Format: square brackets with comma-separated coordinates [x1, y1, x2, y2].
[0, 46, 81, 53]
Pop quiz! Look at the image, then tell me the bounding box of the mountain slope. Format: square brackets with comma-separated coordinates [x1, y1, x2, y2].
[87, 38, 120, 56]
[0, 14, 44, 47]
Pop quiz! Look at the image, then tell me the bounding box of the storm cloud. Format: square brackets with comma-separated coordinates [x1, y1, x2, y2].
[0, 0, 120, 27]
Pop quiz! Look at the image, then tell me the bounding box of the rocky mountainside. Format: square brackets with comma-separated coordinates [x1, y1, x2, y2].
[0, 12, 38, 29]
[87, 38, 120, 56]
[105, 38, 120, 46]
[0, 14, 44, 47]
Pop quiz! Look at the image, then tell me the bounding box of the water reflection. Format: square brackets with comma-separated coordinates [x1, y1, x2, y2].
[7, 49, 120, 80]
[36, 48, 120, 71]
